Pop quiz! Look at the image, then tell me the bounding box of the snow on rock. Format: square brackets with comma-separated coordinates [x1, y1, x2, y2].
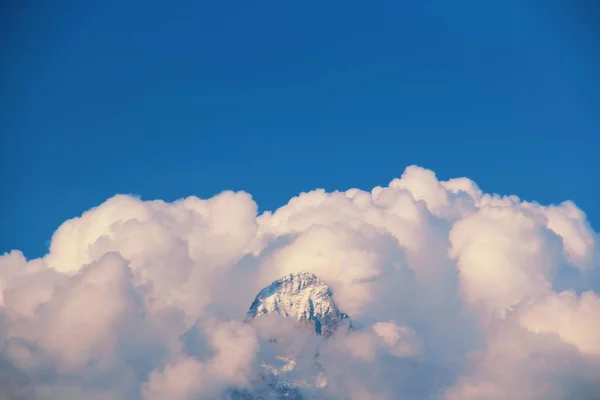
[247, 272, 353, 338]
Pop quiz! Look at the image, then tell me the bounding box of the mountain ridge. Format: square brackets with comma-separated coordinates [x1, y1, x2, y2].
[225, 272, 352, 399]
[246, 272, 352, 337]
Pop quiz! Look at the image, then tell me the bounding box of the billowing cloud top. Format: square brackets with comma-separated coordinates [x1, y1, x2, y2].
[1, 166, 599, 399]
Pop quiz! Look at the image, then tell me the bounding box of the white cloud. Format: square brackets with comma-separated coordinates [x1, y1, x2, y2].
[448, 206, 560, 315]
[0, 165, 598, 399]
[143, 320, 258, 400]
[519, 290, 600, 356]
[445, 293, 600, 400]
[372, 321, 423, 358]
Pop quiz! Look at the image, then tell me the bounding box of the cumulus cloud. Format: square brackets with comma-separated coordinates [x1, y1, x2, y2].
[1, 165, 598, 399]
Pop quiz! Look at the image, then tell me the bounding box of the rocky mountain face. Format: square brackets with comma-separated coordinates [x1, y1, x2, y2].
[246, 272, 353, 337]
[224, 374, 305, 400]
[223, 272, 351, 399]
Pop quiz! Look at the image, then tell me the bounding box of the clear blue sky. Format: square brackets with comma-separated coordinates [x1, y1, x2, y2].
[2, 0, 598, 259]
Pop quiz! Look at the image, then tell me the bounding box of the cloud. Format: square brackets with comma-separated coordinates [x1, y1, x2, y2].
[143, 320, 258, 400]
[445, 295, 600, 400]
[1, 165, 598, 399]
[448, 206, 560, 314]
[519, 290, 600, 357]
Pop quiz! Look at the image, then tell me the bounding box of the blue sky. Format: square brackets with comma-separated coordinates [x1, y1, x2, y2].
[2, 0, 598, 259]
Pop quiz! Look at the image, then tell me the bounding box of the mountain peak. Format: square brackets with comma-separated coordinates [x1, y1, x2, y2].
[247, 272, 352, 337]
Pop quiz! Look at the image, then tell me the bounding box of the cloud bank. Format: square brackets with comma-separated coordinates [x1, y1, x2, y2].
[1, 166, 599, 399]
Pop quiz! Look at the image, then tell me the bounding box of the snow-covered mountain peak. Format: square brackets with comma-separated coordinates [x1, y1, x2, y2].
[247, 272, 352, 337]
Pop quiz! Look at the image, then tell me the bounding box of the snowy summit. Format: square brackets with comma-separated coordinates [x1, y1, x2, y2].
[247, 272, 352, 337]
